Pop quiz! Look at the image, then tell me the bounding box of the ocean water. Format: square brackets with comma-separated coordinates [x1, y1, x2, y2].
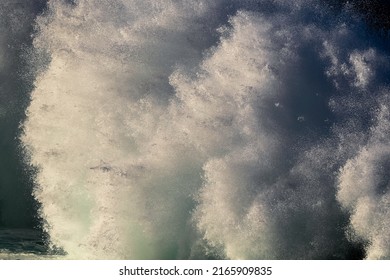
[0, 0, 390, 259]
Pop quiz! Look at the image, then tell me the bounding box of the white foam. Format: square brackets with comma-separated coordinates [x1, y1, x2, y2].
[337, 97, 390, 259]
[21, 0, 390, 259]
[22, 0, 228, 259]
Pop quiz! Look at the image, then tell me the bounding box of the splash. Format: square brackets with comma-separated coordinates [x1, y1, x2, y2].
[20, 0, 390, 259]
